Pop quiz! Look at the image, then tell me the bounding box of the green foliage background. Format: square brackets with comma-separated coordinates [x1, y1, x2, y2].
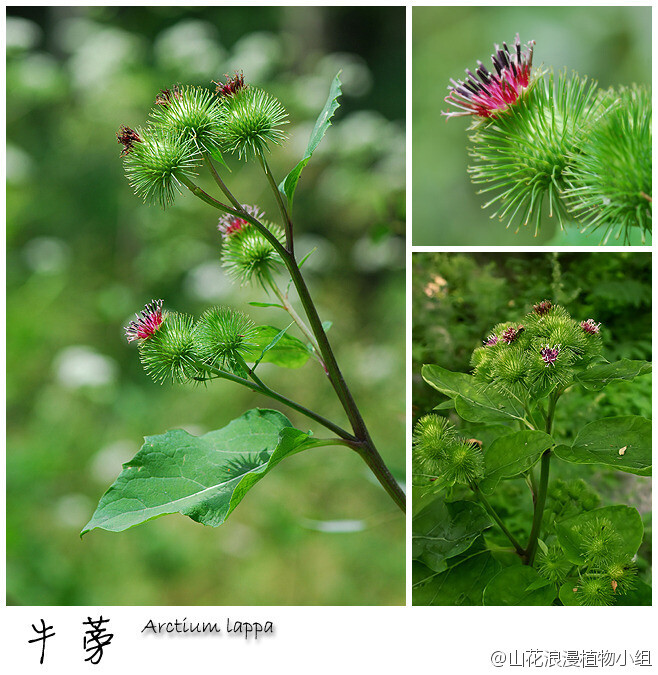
[412, 5, 651, 246]
[7, 6, 405, 605]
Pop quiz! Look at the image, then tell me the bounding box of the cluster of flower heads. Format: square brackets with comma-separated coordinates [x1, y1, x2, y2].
[443, 33, 535, 120]
[413, 414, 484, 487]
[124, 299, 258, 384]
[117, 71, 288, 207]
[472, 301, 602, 396]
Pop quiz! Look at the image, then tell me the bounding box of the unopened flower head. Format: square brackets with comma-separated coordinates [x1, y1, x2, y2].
[125, 299, 164, 342]
[540, 343, 561, 367]
[218, 205, 265, 238]
[213, 71, 246, 97]
[501, 325, 524, 344]
[533, 300, 552, 316]
[581, 319, 601, 335]
[443, 34, 535, 119]
[117, 125, 142, 156]
[483, 334, 498, 346]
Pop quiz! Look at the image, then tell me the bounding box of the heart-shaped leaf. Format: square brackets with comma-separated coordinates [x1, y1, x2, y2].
[82, 409, 320, 535]
[554, 416, 651, 476]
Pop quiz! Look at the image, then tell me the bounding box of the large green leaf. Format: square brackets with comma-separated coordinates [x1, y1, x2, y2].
[413, 542, 501, 606]
[242, 326, 311, 369]
[483, 566, 557, 606]
[575, 359, 651, 391]
[422, 364, 528, 425]
[279, 72, 342, 206]
[480, 430, 555, 494]
[82, 409, 320, 534]
[554, 416, 651, 476]
[556, 505, 644, 566]
[412, 499, 492, 573]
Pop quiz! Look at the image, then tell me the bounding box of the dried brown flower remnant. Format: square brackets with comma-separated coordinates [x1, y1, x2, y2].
[213, 71, 246, 97]
[155, 85, 182, 107]
[117, 125, 142, 156]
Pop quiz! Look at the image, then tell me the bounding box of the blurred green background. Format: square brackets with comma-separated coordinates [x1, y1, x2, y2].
[412, 5, 652, 245]
[7, 6, 405, 605]
[412, 252, 652, 571]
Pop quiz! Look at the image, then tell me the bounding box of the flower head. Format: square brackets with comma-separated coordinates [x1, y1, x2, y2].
[443, 34, 535, 119]
[213, 71, 246, 97]
[218, 205, 265, 238]
[540, 343, 561, 367]
[483, 334, 498, 346]
[125, 299, 164, 342]
[501, 325, 524, 344]
[117, 125, 142, 156]
[533, 299, 552, 316]
[581, 319, 601, 335]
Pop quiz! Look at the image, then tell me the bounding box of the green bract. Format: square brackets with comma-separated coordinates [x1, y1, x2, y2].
[564, 85, 652, 244]
[138, 312, 200, 384]
[220, 220, 285, 285]
[193, 306, 258, 373]
[469, 71, 606, 234]
[123, 127, 200, 207]
[218, 87, 288, 159]
[150, 85, 225, 156]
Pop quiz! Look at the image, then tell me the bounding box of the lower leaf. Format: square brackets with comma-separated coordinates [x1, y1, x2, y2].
[82, 409, 319, 535]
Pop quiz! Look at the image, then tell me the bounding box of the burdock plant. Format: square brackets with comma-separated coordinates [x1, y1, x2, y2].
[82, 72, 405, 539]
[414, 301, 651, 606]
[444, 35, 652, 243]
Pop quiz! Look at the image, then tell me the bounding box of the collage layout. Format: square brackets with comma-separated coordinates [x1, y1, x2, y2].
[5, 1, 652, 630]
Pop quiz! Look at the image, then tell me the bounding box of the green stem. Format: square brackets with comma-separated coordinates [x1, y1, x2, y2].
[182, 177, 406, 513]
[473, 485, 525, 557]
[264, 273, 326, 371]
[194, 359, 355, 443]
[201, 152, 244, 211]
[258, 150, 294, 253]
[525, 449, 551, 565]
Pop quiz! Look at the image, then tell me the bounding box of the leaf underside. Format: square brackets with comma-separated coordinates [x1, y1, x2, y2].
[82, 409, 318, 535]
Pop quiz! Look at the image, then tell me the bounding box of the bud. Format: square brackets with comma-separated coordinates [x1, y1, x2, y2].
[413, 414, 456, 474]
[138, 312, 200, 384]
[193, 307, 258, 372]
[122, 126, 200, 207]
[149, 85, 224, 156]
[564, 85, 651, 244]
[217, 87, 288, 159]
[536, 544, 571, 583]
[533, 299, 552, 316]
[220, 220, 285, 285]
[575, 575, 615, 606]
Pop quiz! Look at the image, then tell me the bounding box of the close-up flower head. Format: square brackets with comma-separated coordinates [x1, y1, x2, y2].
[443, 33, 535, 120]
